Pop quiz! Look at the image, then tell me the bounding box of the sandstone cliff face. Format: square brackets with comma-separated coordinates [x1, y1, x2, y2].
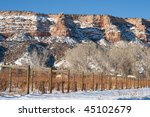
[0, 11, 37, 37]
[51, 14, 70, 37]
[0, 11, 150, 42]
[1, 11, 150, 74]
[0, 11, 53, 37]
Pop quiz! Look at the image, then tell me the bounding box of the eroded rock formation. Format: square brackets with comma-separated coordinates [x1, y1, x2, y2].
[0, 11, 150, 42]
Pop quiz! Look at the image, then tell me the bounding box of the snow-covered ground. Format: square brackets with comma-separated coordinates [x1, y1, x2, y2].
[0, 88, 150, 100]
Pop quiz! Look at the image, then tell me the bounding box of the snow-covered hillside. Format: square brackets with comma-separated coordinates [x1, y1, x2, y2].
[1, 11, 150, 77]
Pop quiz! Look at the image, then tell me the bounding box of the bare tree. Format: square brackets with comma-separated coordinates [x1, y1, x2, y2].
[64, 40, 150, 77]
[30, 45, 51, 67]
[65, 41, 109, 72]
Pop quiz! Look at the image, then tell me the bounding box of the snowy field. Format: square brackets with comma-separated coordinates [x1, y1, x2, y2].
[0, 88, 150, 100]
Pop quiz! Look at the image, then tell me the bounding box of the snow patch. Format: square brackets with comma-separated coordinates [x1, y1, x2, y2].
[50, 37, 77, 46]
[127, 75, 136, 78]
[130, 27, 136, 30]
[6, 32, 32, 41]
[15, 52, 32, 66]
[47, 17, 55, 22]
[73, 20, 80, 24]
[0, 88, 150, 100]
[54, 60, 66, 67]
[80, 23, 94, 28]
[64, 37, 77, 45]
[0, 15, 36, 20]
[98, 39, 110, 47]
[36, 16, 47, 22]
[54, 60, 71, 68]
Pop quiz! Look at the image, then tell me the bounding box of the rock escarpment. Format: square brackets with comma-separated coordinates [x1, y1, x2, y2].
[0, 11, 150, 43]
[1, 11, 150, 76]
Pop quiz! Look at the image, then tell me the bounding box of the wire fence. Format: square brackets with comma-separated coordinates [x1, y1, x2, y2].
[0, 65, 150, 95]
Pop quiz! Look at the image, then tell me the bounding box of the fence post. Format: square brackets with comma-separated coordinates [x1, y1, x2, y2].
[139, 78, 142, 88]
[140, 78, 141, 88]
[40, 81, 45, 94]
[67, 70, 70, 93]
[124, 77, 126, 89]
[95, 83, 98, 90]
[81, 72, 84, 91]
[74, 82, 77, 92]
[127, 78, 129, 89]
[31, 70, 34, 92]
[73, 74, 77, 92]
[143, 79, 145, 88]
[115, 75, 118, 89]
[141, 78, 143, 88]
[131, 78, 133, 88]
[137, 78, 140, 88]
[140, 79, 142, 88]
[48, 68, 52, 94]
[146, 78, 148, 88]
[135, 79, 136, 88]
[142, 79, 143, 88]
[145, 79, 146, 88]
[132, 78, 134, 88]
[135, 79, 137, 89]
[144, 79, 146, 88]
[9, 67, 12, 92]
[140, 78, 142, 88]
[98, 73, 101, 90]
[61, 73, 64, 93]
[27, 65, 30, 94]
[101, 73, 103, 91]
[129, 78, 131, 89]
[121, 77, 124, 89]
[61, 81, 64, 93]
[92, 72, 95, 91]
[142, 78, 144, 88]
[125, 77, 128, 89]
[56, 82, 60, 91]
[130, 78, 132, 89]
[148, 79, 149, 88]
[145, 79, 147, 88]
[109, 76, 111, 90]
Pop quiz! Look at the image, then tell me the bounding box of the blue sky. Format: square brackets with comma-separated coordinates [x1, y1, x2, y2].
[0, 0, 150, 19]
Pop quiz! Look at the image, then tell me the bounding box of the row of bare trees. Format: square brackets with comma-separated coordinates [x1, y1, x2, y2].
[64, 41, 150, 78]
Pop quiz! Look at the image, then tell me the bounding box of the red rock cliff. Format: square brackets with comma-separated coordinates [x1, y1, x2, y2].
[0, 11, 150, 42]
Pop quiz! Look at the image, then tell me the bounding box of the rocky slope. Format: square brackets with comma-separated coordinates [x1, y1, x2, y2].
[0, 11, 150, 77]
[0, 11, 150, 42]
